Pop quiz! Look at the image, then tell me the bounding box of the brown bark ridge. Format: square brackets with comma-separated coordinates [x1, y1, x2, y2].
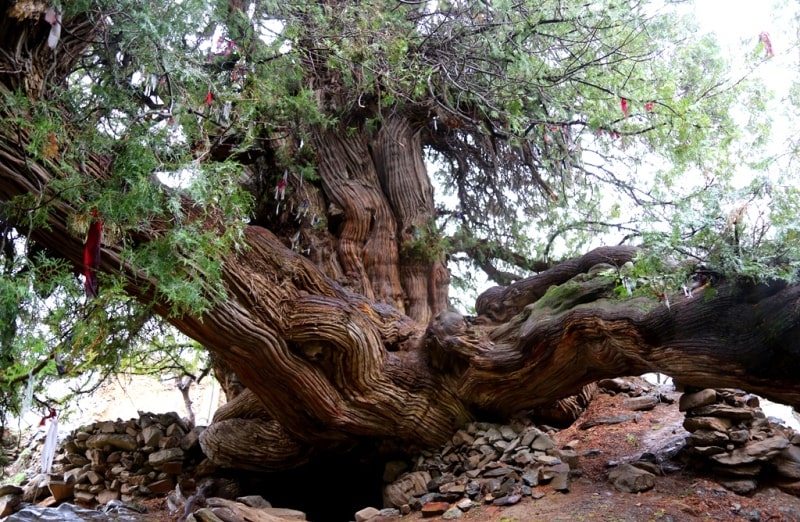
[2, 5, 800, 473]
[475, 246, 638, 322]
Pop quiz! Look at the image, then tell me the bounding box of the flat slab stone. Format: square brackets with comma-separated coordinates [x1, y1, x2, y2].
[679, 389, 718, 411]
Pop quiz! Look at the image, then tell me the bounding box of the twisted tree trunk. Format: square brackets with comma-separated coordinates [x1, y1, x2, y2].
[2, 2, 800, 473]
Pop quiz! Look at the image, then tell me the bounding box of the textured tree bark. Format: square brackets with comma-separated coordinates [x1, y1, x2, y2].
[3, 5, 800, 473]
[372, 114, 450, 323]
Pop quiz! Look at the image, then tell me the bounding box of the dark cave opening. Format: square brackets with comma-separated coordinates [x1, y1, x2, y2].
[229, 450, 397, 522]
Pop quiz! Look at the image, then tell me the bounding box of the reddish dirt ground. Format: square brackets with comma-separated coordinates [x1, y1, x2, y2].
[404, 389, 800, 522]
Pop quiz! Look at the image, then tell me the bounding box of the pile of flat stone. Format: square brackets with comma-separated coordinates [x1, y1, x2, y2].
[381, 420, 577, 519]
[22, 411, 205, 509]
[680, 388, 800, 495]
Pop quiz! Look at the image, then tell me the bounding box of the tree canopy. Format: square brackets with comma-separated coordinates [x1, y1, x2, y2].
[2, 0, 800, 468]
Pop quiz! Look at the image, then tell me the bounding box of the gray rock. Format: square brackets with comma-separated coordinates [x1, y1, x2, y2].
[484, 427, 503, 443]
[511, 449, 535, 466]
[686, 430, 730, 447]
[194, 508, 226, 522]
[148, 447, 184, 467]
[691, 445, 726, 457]
[354, 506, 380, 521]
[442, 506, 463, 519]
[86, 433, 138, 452]
[608, 463, 655, 493]
[679, 389, 718, 411]
[140, 425, 163, 448]
[536, 455, 561, 466]
[711, 437, 790, 466]
[520, 427, 542, 448]
[492, 493, 521, 506]
[499, 426, 518, 441]
[451, 429, 474, 447]
[236, 495, 272, 508]
[690, 404, 756, 421]
[624, 396, 659, 411]
[482, 467, 515, 478]
[549, 465, 570, 491]
[521, 469, 540, 487]
[598, 378, 636, 393]
[555, 449, 580, 470]
[729, 429, 750, 444]
[66, 453, 90, 467]
[455, 498, 474, 511]
[719, 478, 758, 494]
[530, 434, 555, 451]
[774, 445, 800, 479]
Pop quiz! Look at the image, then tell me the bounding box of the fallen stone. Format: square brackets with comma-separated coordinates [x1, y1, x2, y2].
[521, 470, 539, 487]
[420, 501, 450, 517]
[442, 506, 463, 519]
[631, 461, 661, 476]
[683, 416, 733, 433]
[148, 447, 185, 467]
[679, 389, 717, 411]
[492, 493, 521, 506]
[455, 498, 474, 511]
[262, 507, 307, 519]
[774, 445, 800, 479]
[499, 426, 518, 441]
[355, 506, 380, 521]
[0, 492, 21, 518]
[597, 378, 636, 393]
[608, 463, 655, 493]
[691, 445, 726, 457]
[686, 430, 730, 447]
[97, 488, 120, 504]
[624, 396, 659, 411]
[689, 404, 755, 421]
[140, 425, 163, 447]
[0, 485, 23, 497]
[536, 455, 561, 466]
[579, 414, 639, 430]
[483, 467, 514, 478]
[74, 490, 96, 504]
[728, 430, 749, 444]
[530, 434, 555, 451]
[718, 478, 757, 495]
[205, 497, 306, 521]
[519, 427, 542, 447]
[47, 480, 74, 502]
[193, 507, 225, 522]
[555, 449, 580, 469]
[86, 433, 138, 451]
[86, 470, 104, 485]
[451, 429, 475, 448]
[710, 437, 790, 466]
[549, 466, 570, 492]
[237, 495, 272, 508]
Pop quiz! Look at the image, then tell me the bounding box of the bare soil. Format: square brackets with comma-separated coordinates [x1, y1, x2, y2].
[403, 389, 800, 522]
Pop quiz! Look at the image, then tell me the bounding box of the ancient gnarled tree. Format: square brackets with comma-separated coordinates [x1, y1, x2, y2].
[1, 0, 799, 470]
